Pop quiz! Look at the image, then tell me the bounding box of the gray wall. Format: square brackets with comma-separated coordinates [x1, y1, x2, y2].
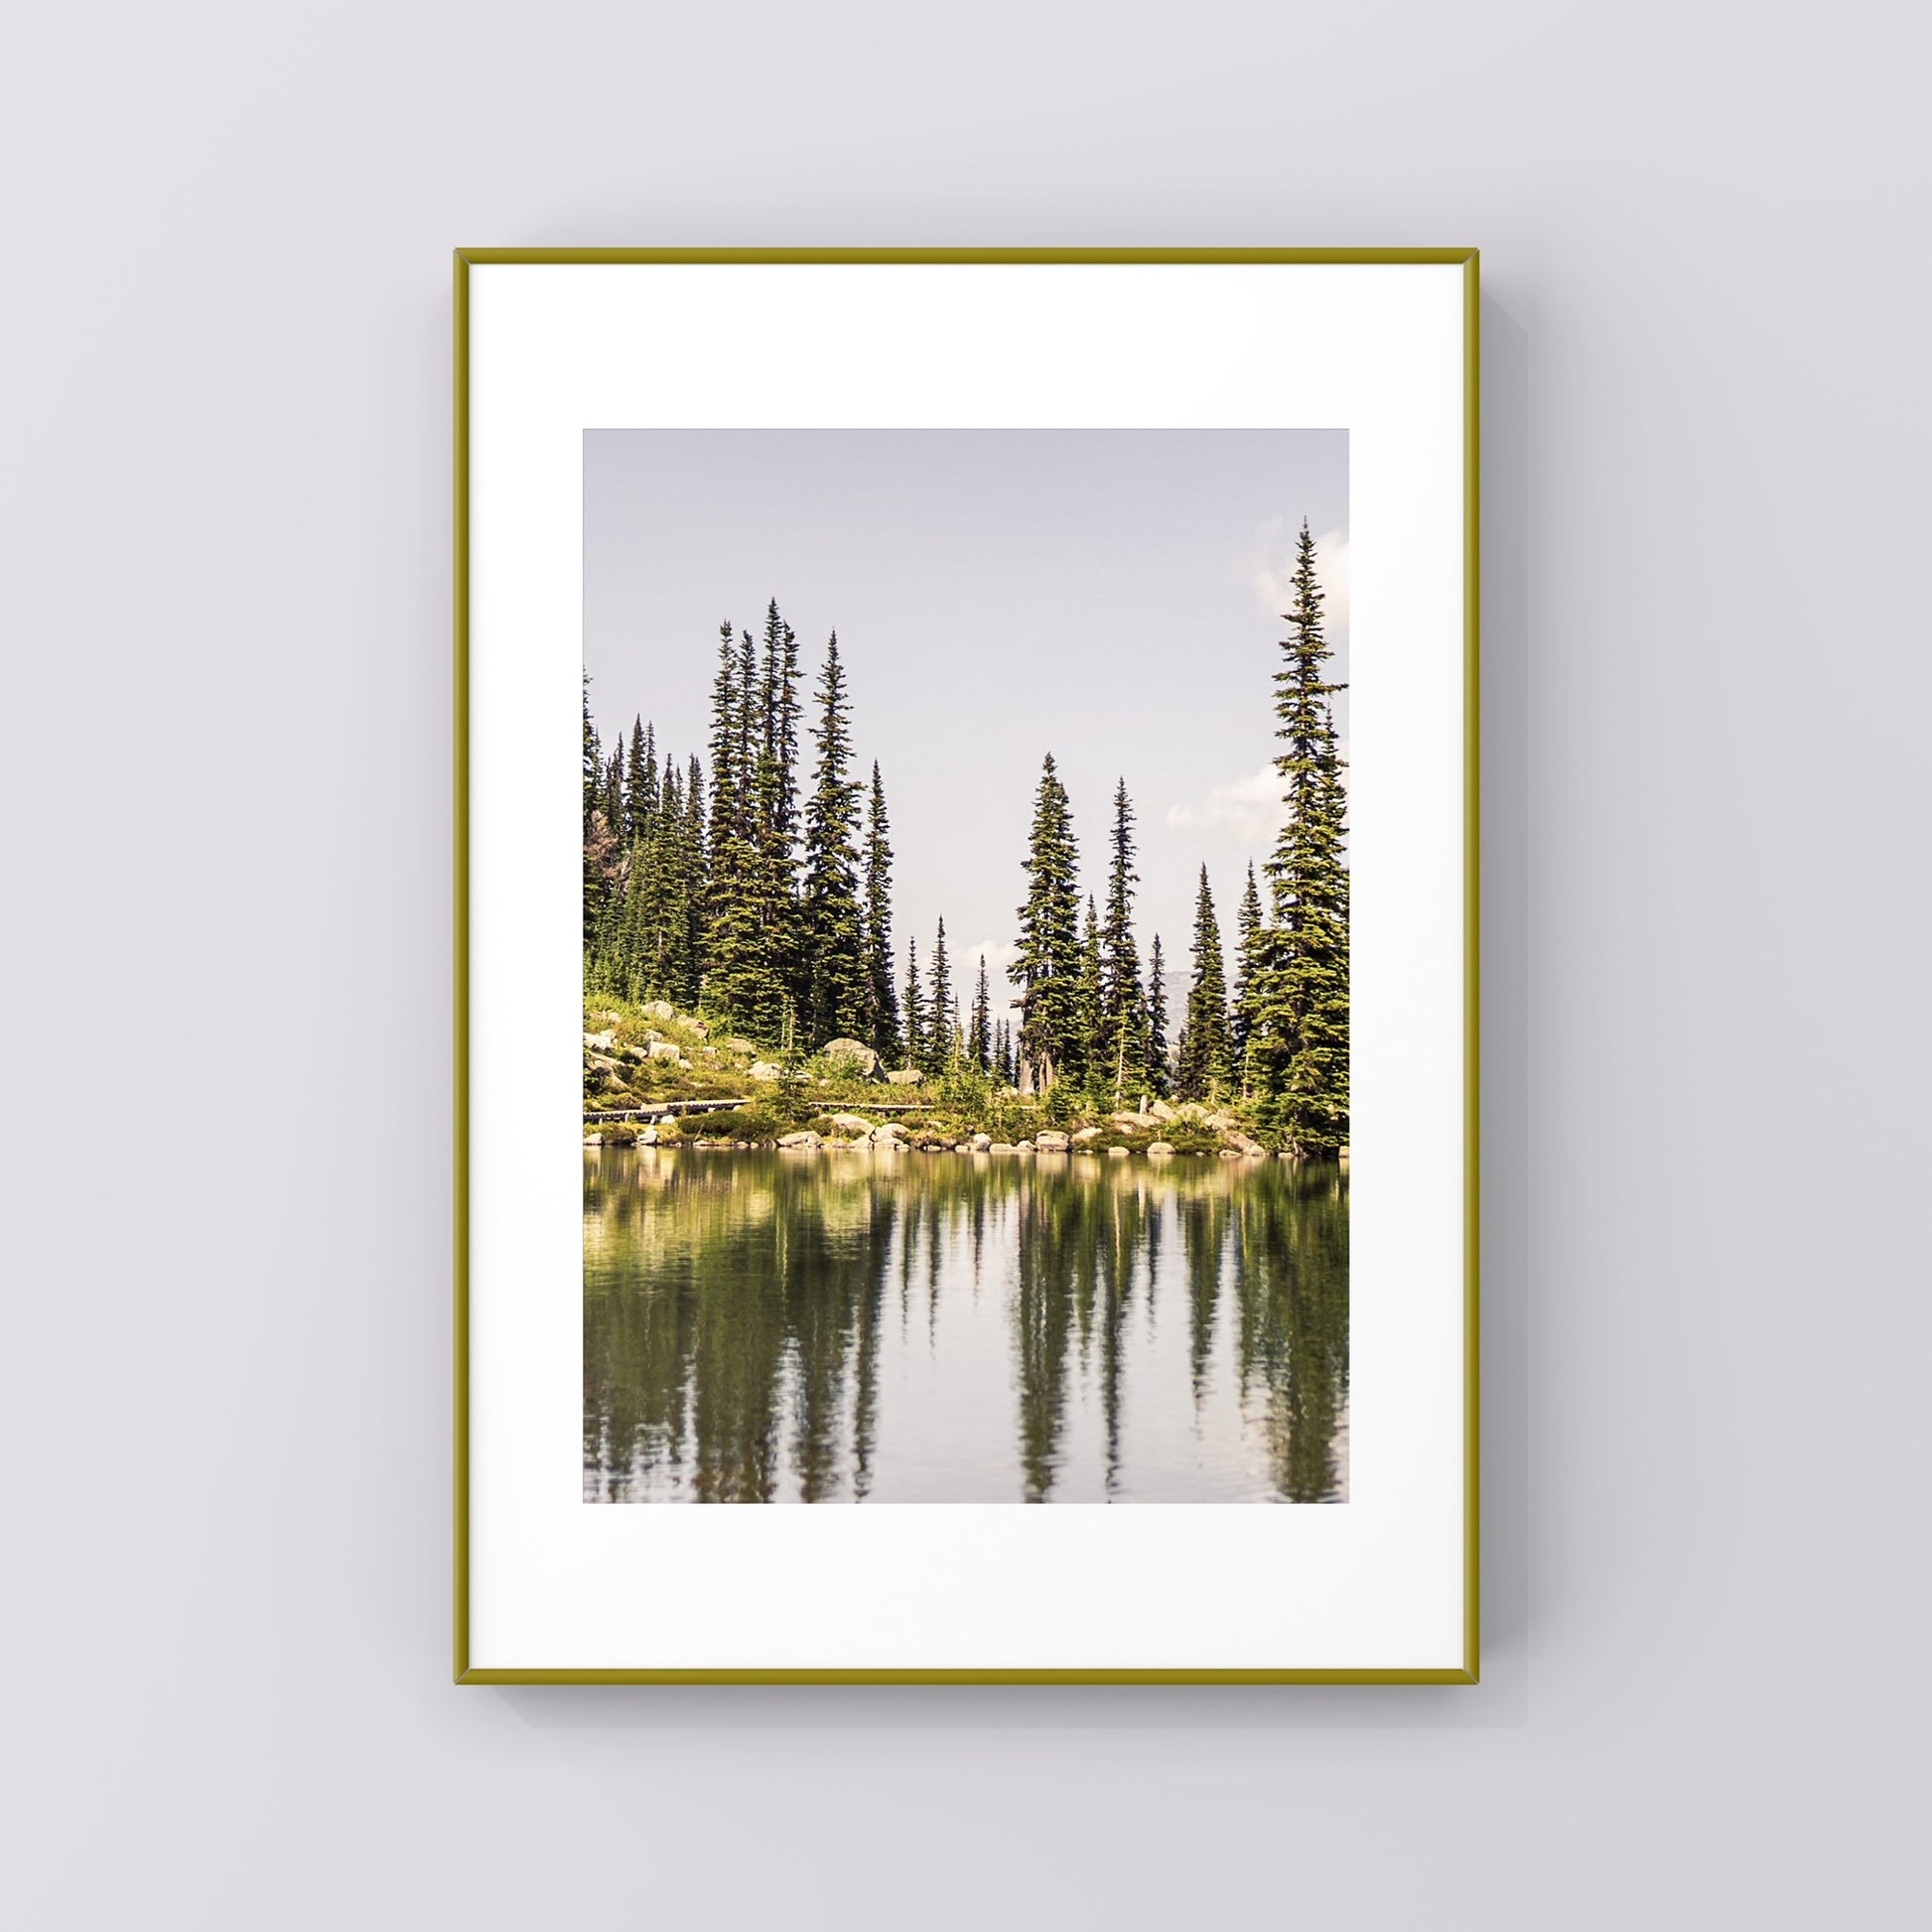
[2, 3, 1923, 1925]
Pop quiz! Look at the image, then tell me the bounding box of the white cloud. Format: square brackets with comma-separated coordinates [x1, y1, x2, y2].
[1166, 743, 1353, 850]
[1166, 765, 1287, 846]
[1244, 521, 1350, 644]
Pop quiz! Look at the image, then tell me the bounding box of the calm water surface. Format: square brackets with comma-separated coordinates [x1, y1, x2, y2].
[584, 1148, 1347, 1504]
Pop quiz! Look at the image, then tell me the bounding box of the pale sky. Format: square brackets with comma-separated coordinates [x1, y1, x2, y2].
[584, 429, 1347, 1030]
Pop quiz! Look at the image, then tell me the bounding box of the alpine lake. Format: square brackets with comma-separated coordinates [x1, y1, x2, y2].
[584, 1143, 1348, 1504]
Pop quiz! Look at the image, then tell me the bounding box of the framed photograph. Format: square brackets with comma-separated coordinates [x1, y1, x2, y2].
[455, 248, 1478, 1683]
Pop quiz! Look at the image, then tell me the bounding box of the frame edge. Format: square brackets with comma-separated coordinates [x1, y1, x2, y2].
[451, 245, 1481, 1686]
[454, 248, 474, 1684]
[1462, 248, 1482, 1686]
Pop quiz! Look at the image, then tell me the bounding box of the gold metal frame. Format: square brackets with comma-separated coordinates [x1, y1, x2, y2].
[453, 247, 1480, 1685]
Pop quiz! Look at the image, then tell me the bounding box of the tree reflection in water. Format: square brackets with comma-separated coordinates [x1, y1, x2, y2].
[584, 1150, 1347, 1504]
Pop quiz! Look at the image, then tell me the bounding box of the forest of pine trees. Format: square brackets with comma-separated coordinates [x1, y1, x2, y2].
[586, 528, 1347, 1155]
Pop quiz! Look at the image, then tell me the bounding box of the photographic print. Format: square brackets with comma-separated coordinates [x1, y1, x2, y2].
[580, 429, 1350, 1505]
[458, 250, 1474, 1680]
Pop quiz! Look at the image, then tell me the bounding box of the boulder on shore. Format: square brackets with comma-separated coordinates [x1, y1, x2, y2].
[749, 1061, 782, 1083]
[820, 1038, 880, 1078]
[1015, 1139, 1036, 1154]
[777, 1130, 822, 1150]
[1149, 1100, 1177, 1123]
[827, 1112, 875, 1136]
[1107, 1145, 1131, 1159]
[1147, 1141, 1175, 1157]
[870, 1122, 906, 1145]
[1035, 1130, 1071, 1153]
[1070, 1125, 1105, 1145]
[970, 1133, 992, 1152]
[988, 1142, 1017, 1155]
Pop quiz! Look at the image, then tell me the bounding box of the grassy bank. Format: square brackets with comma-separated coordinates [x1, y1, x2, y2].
[583, 996, 1339, 1160]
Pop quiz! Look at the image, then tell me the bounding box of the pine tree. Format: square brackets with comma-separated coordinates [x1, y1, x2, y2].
[1010, 754, 1082, 1092]
[968, 954, 992, 1072]
[1249, 519, 1350, 1155]
[763, 603, 803, 878]
[1177, 865, 1232, 1101]
[861, 761, 902, 1064]
[799, 631, 867, 1045]
[582, 674, 601, 839]
[925, 917, 954, 1076]
[705, 619, 790, 1040]
[603, 740, 624, 842]
[1231, 861, 1265, 1092]
[1073, 897, 1104, 1097]
[901, 934, 926, 1073]
[626, 717, 657, 847]
[752, 603, 803, 1013]
[736, 624, 759, 809]
[1146, 933, 1171, 1099]
[583, 674, 605, 948]
[707, 621, 742, 857]
[1100, 777, 1150, 1104]
[682, 754, 708, 1003]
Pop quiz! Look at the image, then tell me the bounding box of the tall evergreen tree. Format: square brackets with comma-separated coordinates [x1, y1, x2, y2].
[707, 621, 742, 856]
[901, 934, 925, 1073]
[582, 674, 601, 838]
[968, 953, 993, 1073]
[704, 621, 790, 1039]
[626, 717, 657, 847]
[1072, 897, 1104, 1095]
[583, 675, 606, 947]
[925, 917, 954, 1076]
[1249, 519, 1350, 1154]
[735, 624, 759, 809]
[761, 602, 803, 878]
[1146, 933, 1171, 1099]
[1177, 865, 1233, 1100]
[1100, 777, 1150, 1103]
[603, 739, 624, 843]
[1010, 754, 1082, 1092]
[799, 632, 867, 1044]
[860, 761, 901, 1065]
[1231, 861, 1265, 1092]
[683, 754, 709, 1000]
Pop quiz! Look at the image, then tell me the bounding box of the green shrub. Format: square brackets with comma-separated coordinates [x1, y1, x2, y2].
[681, 1108, 780, 1143]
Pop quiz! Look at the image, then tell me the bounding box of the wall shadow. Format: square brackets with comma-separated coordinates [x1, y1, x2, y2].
[499, 294, 1531, 1730]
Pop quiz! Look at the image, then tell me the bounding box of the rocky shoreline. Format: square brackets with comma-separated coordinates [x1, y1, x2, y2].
[586, 1112, 1341, 1163]
[582, 1001, 1346, 1163]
